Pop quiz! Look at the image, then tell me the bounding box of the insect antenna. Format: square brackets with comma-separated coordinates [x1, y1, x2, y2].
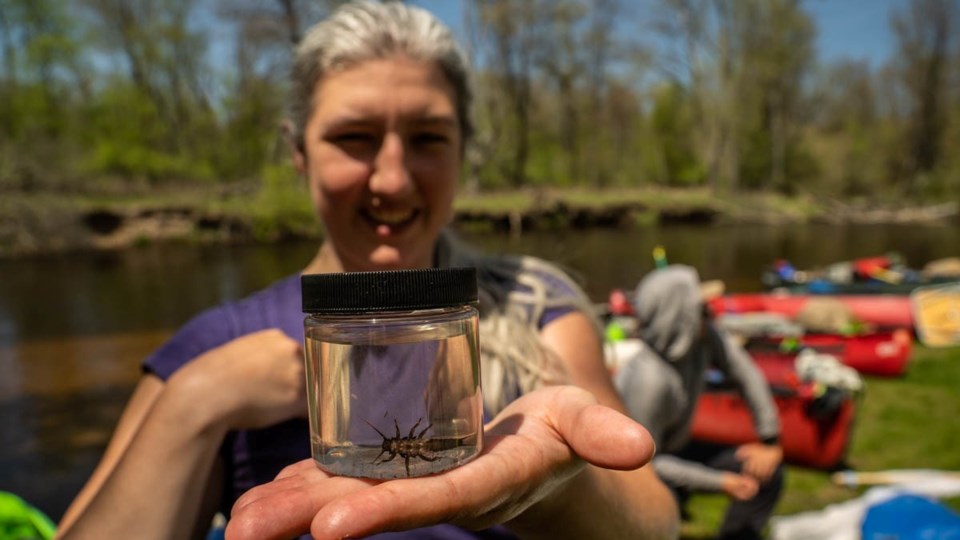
[362, 418, 388, 439]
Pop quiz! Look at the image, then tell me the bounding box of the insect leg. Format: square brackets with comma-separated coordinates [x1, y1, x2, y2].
[408, 417, 423, 438]
[376, 450, 397, 465]
[416, 423, 434, 438]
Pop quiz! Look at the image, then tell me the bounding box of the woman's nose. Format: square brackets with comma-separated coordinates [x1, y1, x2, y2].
[370, 132, 412, 195]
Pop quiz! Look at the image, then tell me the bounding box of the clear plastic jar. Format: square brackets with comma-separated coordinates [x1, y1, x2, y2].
[302, 267, 482, 479]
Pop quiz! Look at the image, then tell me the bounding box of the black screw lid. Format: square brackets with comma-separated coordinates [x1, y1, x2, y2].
[302, 267, 478, 314]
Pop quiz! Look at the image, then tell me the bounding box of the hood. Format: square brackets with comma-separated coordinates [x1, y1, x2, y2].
[634, 265, 703, 362]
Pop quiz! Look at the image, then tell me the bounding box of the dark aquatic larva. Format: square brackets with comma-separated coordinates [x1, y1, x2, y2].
[364, 417, 440, 477]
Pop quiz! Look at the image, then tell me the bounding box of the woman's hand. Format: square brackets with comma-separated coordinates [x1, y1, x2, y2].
[169, 329, 307, 430]
[225, 385, 655, 540]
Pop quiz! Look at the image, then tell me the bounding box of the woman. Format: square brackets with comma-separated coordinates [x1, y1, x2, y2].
[58, 2, 678, 539]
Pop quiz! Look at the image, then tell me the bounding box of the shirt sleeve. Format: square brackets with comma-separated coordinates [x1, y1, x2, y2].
[707, 326, 781, 442]
[653, 454, 726, 491]
[615, 348, 727, 492]
[143, 305, 237, 381]
[533, 265, 584, 328]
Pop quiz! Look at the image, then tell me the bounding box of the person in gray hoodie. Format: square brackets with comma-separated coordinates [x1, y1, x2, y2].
[615, 265, 784, 540]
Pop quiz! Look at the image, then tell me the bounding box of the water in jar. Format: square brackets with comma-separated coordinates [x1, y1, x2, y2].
[304, 309, 482, 479]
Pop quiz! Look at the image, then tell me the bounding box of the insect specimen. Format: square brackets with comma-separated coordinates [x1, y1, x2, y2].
[364, 417, 440, 477]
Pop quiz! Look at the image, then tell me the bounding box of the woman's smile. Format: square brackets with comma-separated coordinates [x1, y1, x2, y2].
[361, 204, 422, 236]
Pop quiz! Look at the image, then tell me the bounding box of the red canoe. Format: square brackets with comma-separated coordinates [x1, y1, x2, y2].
[691, 384, 856, 470]
[708, 293, 914, 330]
[745, 329, 913, 377]
[691, 346, 858, 471]
[605, 337, 858, 470]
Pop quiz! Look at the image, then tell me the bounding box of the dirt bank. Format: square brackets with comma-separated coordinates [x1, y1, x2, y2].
[1, 190, 956, 258]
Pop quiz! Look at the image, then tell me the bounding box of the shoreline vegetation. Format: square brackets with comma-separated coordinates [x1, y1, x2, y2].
[1, 185, 957, 258]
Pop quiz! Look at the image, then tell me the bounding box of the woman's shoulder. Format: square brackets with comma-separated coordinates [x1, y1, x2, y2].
[478, 253, 593, 329]
[486, 253, 585, 299]
[143, 274, 303, 380]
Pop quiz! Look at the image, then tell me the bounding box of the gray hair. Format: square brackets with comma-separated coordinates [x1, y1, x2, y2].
[435, 230, 602, 415]
[290, 1, 473, 146]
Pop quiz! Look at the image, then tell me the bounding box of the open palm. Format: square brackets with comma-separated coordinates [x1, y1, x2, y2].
[225, 385, 655, 540]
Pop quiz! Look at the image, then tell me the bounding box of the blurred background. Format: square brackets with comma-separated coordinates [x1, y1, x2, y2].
[1, 0, 959, 199]
[1, 0, 959, 537]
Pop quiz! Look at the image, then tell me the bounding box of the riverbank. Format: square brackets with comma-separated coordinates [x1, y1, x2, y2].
[1, 185, 957, 257]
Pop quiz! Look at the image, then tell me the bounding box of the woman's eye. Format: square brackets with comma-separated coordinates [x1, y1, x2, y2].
[332, 132, 376, 144]
[411, 132, 450, 146]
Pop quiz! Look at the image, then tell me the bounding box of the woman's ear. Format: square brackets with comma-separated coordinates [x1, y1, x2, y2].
[281, 120, 307, 175]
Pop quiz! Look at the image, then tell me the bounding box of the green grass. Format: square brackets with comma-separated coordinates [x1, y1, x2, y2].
[453, 186, 726, 213]
[680, 345, 960, 539]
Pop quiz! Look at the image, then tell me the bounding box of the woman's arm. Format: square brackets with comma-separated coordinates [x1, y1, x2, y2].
[710, 328, 784, 482]
[58, 374, 229, 540]
[57, 329, 306, 540]
[58, 375, 170, 533]
[224, 314, 679, 540]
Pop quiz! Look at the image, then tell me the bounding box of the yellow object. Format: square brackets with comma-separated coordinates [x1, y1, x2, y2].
[912, 284, 960, 347]
[652, 245, 667, 268]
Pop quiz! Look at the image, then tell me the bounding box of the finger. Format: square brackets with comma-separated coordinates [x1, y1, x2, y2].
[747, 461, 766, 482]
[757, 462, 776, 483]
[551, 387, 656, 470]
[749, 460, 770, 482]
[309, 459, 513, 539]
[225, 482, 317, 540]
[275, 458, 319, 481]
[226, 468, 375, 540]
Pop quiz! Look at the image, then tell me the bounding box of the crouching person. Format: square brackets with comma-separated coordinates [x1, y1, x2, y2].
[615, 265, 785, 540]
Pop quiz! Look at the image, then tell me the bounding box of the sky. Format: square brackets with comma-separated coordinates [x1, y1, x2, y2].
[804, 0, 909, 68]
[411, 0, 912, 70]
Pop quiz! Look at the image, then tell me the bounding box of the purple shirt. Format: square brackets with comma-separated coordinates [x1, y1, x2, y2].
[144, 272, 576, 538]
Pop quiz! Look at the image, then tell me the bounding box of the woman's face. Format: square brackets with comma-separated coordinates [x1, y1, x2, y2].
[298, 55, 462, 271]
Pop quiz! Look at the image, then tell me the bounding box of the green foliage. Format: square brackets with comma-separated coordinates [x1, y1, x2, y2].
[215, 77, 286, 181]
[79, 84, 206, 182]
[245, 165, 317, 241]
[0, 0, 957, 202]
[648, 84, 704, 186]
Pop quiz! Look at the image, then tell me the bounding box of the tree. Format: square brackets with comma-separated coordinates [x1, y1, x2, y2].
[469, 0, 541, 188]
[0, 0, 89, 189]
[581, 0, 624, 187]
[890, 0, 958, 196]
[214, 0, 336, 179]
[807, 59, 885, 197]
[653, 0, 815, 193]
[532, 0, 587, 185]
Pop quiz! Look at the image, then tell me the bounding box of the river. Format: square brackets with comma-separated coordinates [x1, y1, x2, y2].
[1, 222, 957, 521]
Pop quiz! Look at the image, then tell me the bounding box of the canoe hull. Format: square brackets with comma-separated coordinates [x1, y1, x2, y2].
[691, 386, 856, 470]
[709, 293, 915, 330]
[745, 330, 913, 377]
